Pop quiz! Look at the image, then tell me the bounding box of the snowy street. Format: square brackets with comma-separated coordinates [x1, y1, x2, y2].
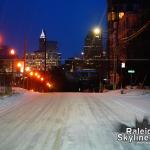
[0, 88, 150, 150]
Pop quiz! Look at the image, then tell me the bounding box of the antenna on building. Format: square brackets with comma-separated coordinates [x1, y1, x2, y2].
[40, 29, 46, 39]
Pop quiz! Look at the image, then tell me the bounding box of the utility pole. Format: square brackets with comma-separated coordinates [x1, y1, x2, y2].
[113, 10, 119, 90]
[113, 46, 117, 90]
[24, 34, 27, 73]
[23, 34, 27, 88]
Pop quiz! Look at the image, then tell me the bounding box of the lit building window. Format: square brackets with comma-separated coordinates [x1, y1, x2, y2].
[119, 12, 124, 19]
[111, 12, 116, 21]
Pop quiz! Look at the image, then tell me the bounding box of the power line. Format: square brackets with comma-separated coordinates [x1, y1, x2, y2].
[120, 21, 150, 43]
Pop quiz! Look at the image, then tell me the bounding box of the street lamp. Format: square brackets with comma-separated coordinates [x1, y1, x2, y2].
[10, 49, 16, 56]
[121, 62, 125, 94]
[40, 77, 44, 81]
[37, 75, 40, 79]
[17, 62, 21, 68]
[93, 27, 101, 36]
[46, 82, 52, 88]
[30, 72, 33, 76]
[9, 49, 16, 86]
[81, 52, 84, 55]
[25, 67, 30, 72]
[35, 72, 38, 77]
[16, 61, 24, 73]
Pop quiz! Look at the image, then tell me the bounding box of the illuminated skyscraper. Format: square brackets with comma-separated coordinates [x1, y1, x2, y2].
[83, 30, 103, 70]
[26, 29, 61, 71]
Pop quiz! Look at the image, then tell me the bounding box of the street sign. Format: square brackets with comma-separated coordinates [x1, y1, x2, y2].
[128, 70, 135, 74]
[121, 62, 125, 68]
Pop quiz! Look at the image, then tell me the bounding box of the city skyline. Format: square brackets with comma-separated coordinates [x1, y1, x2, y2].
[0, 0, 107, 59]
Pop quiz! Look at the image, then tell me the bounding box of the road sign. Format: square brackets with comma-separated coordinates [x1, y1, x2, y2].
[121, 62, 125, 68]
[128, 70, 135, 74]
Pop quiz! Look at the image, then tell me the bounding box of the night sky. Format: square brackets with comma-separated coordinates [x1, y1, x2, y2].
[0, 0, 107, 59]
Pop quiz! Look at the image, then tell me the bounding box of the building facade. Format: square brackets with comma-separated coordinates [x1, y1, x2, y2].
[107, 0, 150, 87]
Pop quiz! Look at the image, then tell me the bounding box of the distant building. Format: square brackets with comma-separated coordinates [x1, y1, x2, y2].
[107, 0, 150, 86]
[26, 29, 61, 71]
[82, 29, 109, 82]
[76, 69, 100, 92]
[83, 30, 103, 70]
[26, 51, 61, 71]
[64, 57, 82, 72]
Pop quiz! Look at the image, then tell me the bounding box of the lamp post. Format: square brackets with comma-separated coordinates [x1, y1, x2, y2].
[10, 49, 15, 55]
[121, 62, 125, 94]
[93, 27, 103, 92]
[112, 10, 120, 90]
[25, 67, 30, 89]
[9, 49, 16, 86]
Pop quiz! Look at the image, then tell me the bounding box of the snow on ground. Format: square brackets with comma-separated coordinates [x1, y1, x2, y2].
[0, 88, 37, 112]
[0, 88, 150, 150]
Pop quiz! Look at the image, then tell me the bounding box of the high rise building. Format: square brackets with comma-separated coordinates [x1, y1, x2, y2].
[83, 29, 103, 70]
[39, 29, 46, 52]
[26, 29, 61, 71]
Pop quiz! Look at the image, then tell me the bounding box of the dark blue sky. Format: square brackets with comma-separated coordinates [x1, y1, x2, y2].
[0, 0, 107, 59]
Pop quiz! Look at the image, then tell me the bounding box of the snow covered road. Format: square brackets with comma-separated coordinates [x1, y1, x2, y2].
[0, 89, 150, 150]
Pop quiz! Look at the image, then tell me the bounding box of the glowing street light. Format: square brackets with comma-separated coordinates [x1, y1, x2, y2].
[30, 72, 33, 76]
[10, 49, 16, 55]
[25, 67, 30, 72]
[40, 77, 44, 81]
[81, 52, 84, 55]
[35, 72, 38, 76]
[37, 75, 40, 79]
[93, 27, 101, 35]
[46, 82, 52, 88]
[121, 62, 126, 94]
[16, 61, 24, 73]
[10, 49, 16, 85]
[17, 62, 22, 68]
